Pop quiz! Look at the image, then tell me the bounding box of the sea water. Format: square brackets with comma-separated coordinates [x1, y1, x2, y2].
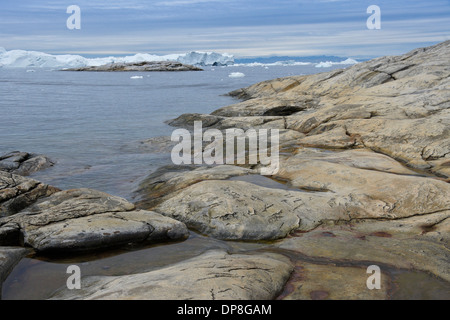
[0, 64, 344, 199]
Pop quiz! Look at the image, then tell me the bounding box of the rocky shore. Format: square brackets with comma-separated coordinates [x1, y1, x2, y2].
[1, 41, 449, 300]
[63, 61, 203, 72]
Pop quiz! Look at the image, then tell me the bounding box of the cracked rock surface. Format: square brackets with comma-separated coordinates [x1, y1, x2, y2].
[134, 41, 450, 289]
[0, 174, 189, 252]
[0, 171, 60, 217]
[0, 151, 55, 176]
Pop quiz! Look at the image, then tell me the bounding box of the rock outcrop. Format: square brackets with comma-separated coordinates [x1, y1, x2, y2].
[0, 173, 189, 252]
[49, 250, 293, 300]
[135, 41, 450, 288]
[64, 61, 203, 72]
[0, 171, 60, 217]
[0, 151, 54, 176]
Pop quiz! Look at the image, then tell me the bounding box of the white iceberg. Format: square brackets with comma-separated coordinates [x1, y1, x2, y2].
[130, 76, 143, 79]
[315, 61, 334, 68]
[178, 51, 234, 66]
[338, 58, 358, 65]
[0, 49, 235, 68]
[228, 72, 245, 78]
[232, 61, 311, 67]
[315, 58, 358, 68]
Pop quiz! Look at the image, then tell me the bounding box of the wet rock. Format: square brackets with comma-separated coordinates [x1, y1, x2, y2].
[277, 262, 390, 300]
[0, 188, 189, 252]
[49, 250, 293, 300]
[166, 113, 285, 130]
[0, 247, 30, 299]
[211, 97, 312, 117]
[276, 211, 450, 282]
[0, 151, 55, 176]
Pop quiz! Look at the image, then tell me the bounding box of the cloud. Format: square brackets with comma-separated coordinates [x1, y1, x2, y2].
[155, 0, 227, 6]
[0, 0, 449, 57]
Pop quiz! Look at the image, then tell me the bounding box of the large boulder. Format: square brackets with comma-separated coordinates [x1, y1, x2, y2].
[49, 250, 293, 300]
[0, 151, 54, 176]
[0, 177, 189, 252]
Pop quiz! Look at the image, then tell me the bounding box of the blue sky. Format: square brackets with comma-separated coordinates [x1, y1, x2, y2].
[0, 0, 449, 58]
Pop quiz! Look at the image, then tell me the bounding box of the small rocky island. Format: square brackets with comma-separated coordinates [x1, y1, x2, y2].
[1, 41, 449, 300]
[63, 60, 203, 72]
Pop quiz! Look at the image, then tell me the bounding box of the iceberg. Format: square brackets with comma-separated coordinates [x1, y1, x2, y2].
[0, 49, 235, 68]
[178, 51, 234, 66]
[232, 61, 311, 67]
[315, 58, 358, 68]
[228, 72, 245, 78]
[315, 61, 334, 68]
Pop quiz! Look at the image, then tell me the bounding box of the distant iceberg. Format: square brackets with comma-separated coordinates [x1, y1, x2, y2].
[0, 49, 235, 68]
[228, 72, 245, 78]
[315, 58, 358, 68]
[178, 51, 234, 66]
[232, 60, 311, 67]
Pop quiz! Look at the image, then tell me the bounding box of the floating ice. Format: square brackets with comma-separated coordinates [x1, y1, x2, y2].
[315, 61, 334, 68]
[130, 76, 143, 79]
[178, 51, 234, 66]
[228, 72, 245, 78]
[315, 58, 358, 68]
[0, 49, 235, 68]
[232, 61, 311, 67]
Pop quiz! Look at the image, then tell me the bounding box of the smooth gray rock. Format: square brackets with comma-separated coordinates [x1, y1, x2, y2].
[49, 250, 293, 300]
[135, 165, 255, 209]
[0, 188, 189, 252]
[154, 180, 306, 240]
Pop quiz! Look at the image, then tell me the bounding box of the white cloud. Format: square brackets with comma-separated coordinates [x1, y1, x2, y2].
[2, 17, 448, 57]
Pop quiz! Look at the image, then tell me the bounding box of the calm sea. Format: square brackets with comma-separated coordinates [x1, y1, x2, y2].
[0, 64, 343, 199]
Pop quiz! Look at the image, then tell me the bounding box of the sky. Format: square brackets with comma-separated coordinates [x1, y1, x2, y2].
[0, 0, 449, 58]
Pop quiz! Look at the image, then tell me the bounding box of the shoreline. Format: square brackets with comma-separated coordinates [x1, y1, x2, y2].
[1, 40, 449, 300]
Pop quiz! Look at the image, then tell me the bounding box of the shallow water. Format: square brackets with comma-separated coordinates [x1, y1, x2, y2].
[2, 231, 274, 300]
[4, 236, 449, 300]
